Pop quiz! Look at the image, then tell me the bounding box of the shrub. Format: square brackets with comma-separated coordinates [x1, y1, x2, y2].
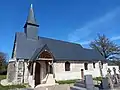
[0, 70, 7, 75]
[0, 75, 6, 81]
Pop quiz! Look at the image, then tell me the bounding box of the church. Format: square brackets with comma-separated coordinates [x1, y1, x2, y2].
[6, 4, 112, 88]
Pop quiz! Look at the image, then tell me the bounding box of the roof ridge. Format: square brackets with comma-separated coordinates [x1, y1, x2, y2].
[83, 48, 95, 50]
[39, 36, 83, 47]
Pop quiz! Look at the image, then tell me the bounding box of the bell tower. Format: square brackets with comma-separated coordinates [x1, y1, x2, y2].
[24, 4, 39, 40]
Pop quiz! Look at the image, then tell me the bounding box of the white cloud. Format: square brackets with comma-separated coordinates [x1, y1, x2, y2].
[68, 7, 120, 45]
[68, 28, 91, 42]
[111, 36, 120, 41]
[80, 41, 91, 45]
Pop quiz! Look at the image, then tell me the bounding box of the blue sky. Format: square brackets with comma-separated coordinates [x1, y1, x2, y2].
[0, 0, 120, 59]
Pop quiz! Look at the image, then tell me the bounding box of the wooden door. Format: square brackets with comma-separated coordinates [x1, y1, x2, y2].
[35, 62, 41, 86]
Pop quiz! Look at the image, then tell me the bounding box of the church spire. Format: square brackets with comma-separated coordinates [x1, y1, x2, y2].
[24, 4, 39, 28]
[24, 4, 39, 40]
[26, 4, 37, 25]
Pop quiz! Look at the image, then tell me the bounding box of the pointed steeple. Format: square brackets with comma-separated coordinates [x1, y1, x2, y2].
[24, 4, 39, 40]
[24, 4, 39, 28]
[27, 4, 37, 24]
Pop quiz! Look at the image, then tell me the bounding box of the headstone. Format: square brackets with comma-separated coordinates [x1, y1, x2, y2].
[85, 75, 94, 90]
[102, 78, 109, 89]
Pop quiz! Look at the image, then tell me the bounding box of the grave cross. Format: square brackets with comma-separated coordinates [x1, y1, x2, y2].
[107, 68, 114, 89]
[113, 67, 119, 84]
[107, 68, 111, 74]
[118, 70, 120, 74]
[118, 70, 120, 79]
[113, 67, 116, 75]
[98, 61, 103, 78]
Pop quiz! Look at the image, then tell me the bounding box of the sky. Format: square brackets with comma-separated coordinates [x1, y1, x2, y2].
[0, 0, 120, 59]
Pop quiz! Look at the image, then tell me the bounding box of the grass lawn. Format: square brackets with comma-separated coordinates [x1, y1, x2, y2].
[0, 75, 27, 90]
[0, 84, 26, 90]
[56, 79, 78, 84]
[56, 77, 102, 85]
[93, 77, 102, 81]
[0, 75, 6, 81]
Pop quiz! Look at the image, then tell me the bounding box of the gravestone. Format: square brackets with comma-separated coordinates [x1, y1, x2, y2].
[71, 75, 99, 90]
[102, 78, 109, 89]
[85, 75, 94, 90]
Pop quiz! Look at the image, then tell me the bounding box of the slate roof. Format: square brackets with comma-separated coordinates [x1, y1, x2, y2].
[14, 32, 106, 61]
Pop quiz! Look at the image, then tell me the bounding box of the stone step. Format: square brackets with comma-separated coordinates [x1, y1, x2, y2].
[70, 86, 87, 90]
[74, 83, 86, 88]
[45, 74, 55, 84]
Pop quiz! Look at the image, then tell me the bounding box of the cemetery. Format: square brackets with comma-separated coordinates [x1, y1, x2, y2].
[70, 67, 120, 90]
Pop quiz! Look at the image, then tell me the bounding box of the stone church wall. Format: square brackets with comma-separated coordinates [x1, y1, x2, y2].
[53, 61, 108, 81]
[17, 60, 24, 83]
[23, 61, 29, 83]
[7, 59, 30, 84]
[17, 60, 30, 84]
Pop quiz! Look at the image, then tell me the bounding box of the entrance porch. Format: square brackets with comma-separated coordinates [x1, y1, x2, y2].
[27, 48, 56, 88]
[28, 60, 56, 88]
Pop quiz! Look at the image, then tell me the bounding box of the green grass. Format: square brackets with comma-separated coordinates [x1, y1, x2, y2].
[93, 77, 102, 81]
[56, 79, 78, 84]
[0, 75, 6, 81]
[0, 75, 27, 90]
[0, 84, 26, 90]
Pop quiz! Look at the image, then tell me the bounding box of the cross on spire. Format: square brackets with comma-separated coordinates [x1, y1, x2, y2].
[31, 4, 33, 8]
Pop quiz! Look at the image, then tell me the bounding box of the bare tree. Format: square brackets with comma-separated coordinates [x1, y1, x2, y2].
[90, 34, 120, 59]
[0, 52, 7, 70]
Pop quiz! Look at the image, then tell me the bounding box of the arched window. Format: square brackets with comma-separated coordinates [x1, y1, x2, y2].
[65, 61, 70, 71]
[84, 63, 88, 70]
[93, 62, 95, 68]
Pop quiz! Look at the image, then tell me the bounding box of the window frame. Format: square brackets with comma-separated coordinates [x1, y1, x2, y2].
[93, 62, 95, 68]
[84, 63, 88, 70]
[65, 61, 70, 71]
